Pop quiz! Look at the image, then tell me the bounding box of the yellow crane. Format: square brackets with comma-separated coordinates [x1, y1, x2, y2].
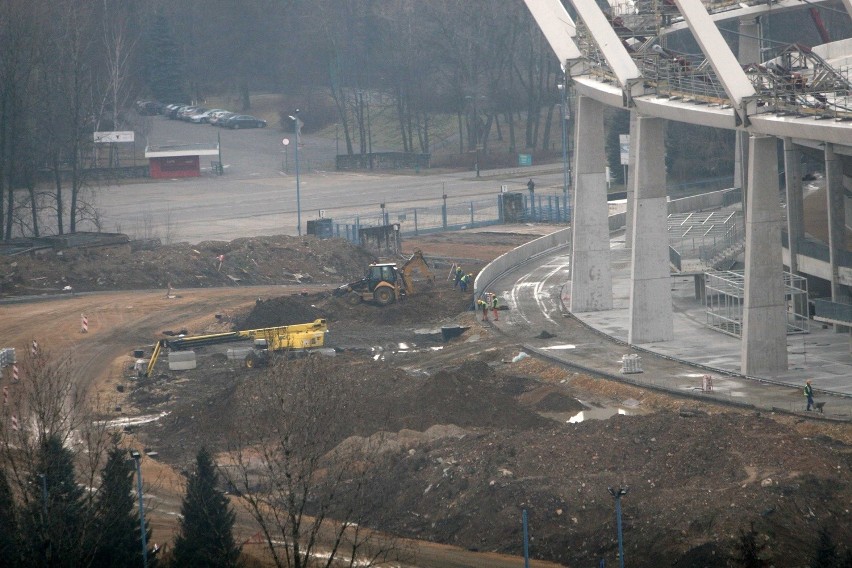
[143, 318, 329, 377]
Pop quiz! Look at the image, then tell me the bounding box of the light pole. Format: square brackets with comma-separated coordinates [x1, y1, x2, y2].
[288, 111, 303, 236]
[558, 81, 571, 223]
[131, 450, 149, 568]
[608, 486, 629, 568]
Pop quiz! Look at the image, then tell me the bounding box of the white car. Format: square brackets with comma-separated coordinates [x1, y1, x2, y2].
[189, 109, 226, 123]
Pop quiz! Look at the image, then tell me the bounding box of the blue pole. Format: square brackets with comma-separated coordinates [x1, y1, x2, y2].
[470, 201, 474, 225]
[133, 454, 149, 568]
[522, 509, 530, 568]
[560, 82, 569, 224]
[615, 496, 625, 568]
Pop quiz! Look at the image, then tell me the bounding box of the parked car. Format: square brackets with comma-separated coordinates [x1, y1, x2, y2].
[208, 111, 234, 126]
[189, 109, 226, 123]
[167, 105, 190, 119]
[135, 100, 163, 115]
[221, 114, 267, 129]
[177, 106, 204, 121]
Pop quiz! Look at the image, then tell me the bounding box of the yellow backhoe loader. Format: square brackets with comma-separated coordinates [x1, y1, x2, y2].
[333, 249, 434, 306]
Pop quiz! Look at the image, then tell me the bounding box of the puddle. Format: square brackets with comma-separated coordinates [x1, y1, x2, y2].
[542, 400, 640, 424]
[567, 406, 629, 423]
[540, 344, 577, 350]
[97, 412, 169, 428]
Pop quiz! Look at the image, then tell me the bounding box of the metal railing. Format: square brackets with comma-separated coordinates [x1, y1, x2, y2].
[813, 298, 852, 325]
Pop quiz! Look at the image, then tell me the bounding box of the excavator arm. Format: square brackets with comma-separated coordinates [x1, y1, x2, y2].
[399, 249, 434, 296]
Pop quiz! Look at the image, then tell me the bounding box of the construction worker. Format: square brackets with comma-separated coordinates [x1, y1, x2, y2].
[804, 379, 814, 411]
[477, 297, 489, 321]
[453, 265, 464, 288]
[491, 293, 499, 321]
[459, 273, 471, 293]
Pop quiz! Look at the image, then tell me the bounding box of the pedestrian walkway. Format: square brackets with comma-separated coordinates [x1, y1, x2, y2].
[486, 230, 852, 422]
[569, 232, 852, 400]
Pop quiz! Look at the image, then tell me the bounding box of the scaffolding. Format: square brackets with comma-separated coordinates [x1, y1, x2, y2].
[704, 270, 809, 338]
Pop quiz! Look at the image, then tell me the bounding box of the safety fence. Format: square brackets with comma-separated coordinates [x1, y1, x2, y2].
[328, 193, 572, 244]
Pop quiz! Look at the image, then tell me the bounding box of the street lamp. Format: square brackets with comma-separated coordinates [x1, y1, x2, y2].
[288, 111, 303, 236]
[131, 450, 149, 568]
[608, 486, 629, 568]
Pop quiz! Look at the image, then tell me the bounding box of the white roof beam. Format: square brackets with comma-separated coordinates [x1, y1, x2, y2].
[569, 0, 643, 103]
[523, 0, 583, 69]
[671, 0, 757, 125]
[843, 0, 852, 20]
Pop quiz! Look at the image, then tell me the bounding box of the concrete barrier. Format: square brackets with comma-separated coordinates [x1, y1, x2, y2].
[168, 350, 197, 371]
[473, 227, 572, 298]
[474, 212, 629, 299]
[667, 188, 740, 214]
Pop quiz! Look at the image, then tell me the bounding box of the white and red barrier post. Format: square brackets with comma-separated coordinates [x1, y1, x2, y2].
[31, 339, 38, 356]
[10, 415, 18, 431]
[12, 363, 19, 382]
[3, 386, 7, 406]
[81, 314, 88, 333]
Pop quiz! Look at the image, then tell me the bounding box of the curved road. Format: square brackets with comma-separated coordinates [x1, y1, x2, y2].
[486, 245, 852, 418]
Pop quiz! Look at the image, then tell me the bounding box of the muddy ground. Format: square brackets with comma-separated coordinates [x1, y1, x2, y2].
[4, 229, 851, 567]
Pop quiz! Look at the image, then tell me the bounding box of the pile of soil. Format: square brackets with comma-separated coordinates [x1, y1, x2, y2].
[239, 286, 475, 330]
[132, 344, 852, 567]
[0, 235, 375, 296]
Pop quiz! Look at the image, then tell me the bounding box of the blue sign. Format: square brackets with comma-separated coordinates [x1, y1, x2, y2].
[518, 154, 532, 166]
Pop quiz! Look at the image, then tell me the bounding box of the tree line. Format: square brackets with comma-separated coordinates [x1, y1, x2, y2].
[2, 1, 840, 240]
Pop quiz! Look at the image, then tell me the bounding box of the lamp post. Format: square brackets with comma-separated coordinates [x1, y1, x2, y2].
[558, 81, 571, 223]
[288, 111, 303, 236]
[608, 486, 629, 568]
[131, 450, 149, 568]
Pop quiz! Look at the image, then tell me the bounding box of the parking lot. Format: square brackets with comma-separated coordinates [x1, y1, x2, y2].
[95, 113, 565, 244]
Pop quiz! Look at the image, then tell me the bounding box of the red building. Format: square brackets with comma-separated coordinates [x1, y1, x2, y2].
[145, 143, 221, 179]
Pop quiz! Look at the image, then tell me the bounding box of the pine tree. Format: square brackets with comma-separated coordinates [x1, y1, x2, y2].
[811, 526, 838, 568]
[144, 14, 189, 103]
[90, 436, 144, 568]
[173, 447, 240, 568]
[732, 522, 767, 568]
[0, 467, 20, 566]
[21, 434, 88, 567]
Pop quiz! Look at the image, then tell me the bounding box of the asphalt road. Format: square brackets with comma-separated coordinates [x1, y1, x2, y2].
[97, 115, 567, 243]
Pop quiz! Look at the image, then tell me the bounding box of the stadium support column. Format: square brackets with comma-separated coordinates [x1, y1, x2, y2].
[570, 95, 612, 312]
[783, 138, 804, 275]
[629, 116, 672, 344]
[624, 111, 638, 249]
[825, 143, 850, 331]
[741, 134, 787, 375]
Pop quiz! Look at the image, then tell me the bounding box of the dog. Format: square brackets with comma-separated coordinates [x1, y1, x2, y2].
[814, 401, 826, 414]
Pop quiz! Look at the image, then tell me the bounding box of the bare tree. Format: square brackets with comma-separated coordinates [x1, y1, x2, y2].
[224, 357, 408, 568]
[0, 343, 115, 567]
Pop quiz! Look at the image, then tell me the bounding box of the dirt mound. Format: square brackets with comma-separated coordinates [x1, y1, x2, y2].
[365, 411, 852, 567]
[0, 234, 375, 296]
[240, 293, 331, 328]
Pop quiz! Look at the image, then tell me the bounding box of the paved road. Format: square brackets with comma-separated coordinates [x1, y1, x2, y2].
[97, 115, 567, 243]
[487, 245, 852, 421]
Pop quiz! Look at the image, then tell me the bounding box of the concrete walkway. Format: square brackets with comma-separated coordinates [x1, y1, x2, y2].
[487, 231, 852, 421]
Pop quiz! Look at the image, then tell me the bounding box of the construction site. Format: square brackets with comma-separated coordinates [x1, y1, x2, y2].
[1, 225, 850, 568]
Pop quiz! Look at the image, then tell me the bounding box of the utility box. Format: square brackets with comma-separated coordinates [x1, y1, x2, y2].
[307, 218, 333, 239]
[501, 192, 525, 223]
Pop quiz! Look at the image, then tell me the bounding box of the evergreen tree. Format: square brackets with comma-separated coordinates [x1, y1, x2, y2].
[90, 436, 145, 568]
[21, 434, 88, 567]
[173, 447, 240, 568]
[0, 467, 20, 566]
[732, 522, 767, 568]
[811, 526, 838, 568]
[144, 14, 189, 103]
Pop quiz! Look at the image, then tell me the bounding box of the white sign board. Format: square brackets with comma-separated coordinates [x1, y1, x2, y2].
[619, 134, 630, 166]
[94, 131, 135, 143]
[501, 184, 508, 193]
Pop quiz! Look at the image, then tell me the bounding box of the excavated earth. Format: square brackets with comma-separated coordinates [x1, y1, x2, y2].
[4, 230, 851, 567]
